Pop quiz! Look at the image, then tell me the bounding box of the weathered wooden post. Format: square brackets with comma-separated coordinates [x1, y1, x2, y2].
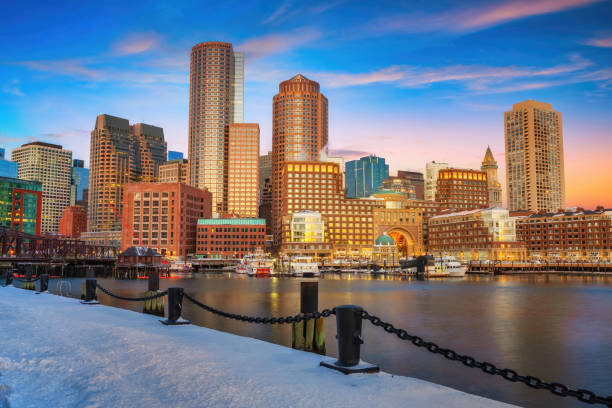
[80, 278, 99, 304]
[320, 305, 379, 374]
[143, 269, 164, 316]
[292, 281, 325, 354]
[39, 274, 49, 292]
[160, 287, 189, 325]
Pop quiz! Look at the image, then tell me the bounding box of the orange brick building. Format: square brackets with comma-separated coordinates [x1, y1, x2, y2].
[121, 182, 212, 259]
[59, 206, 87, 238]
[227, 123, 259, 217]
[436, 168, 489, 211]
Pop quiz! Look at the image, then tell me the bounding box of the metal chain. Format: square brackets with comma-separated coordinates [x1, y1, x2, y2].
[95, 283, 168, 302]
[359, 310, 612, 407]
[183, 292, 335, 324]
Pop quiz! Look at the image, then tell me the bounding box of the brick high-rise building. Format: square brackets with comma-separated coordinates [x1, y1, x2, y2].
[159, 159, 189, 183]
[481, 147, 502, 208]
[59, 206, 87, 238]
[188, 41, 244, 214]
[272, 75, 328, 246]
[12, 141, 72, 233]
[121, 182, 212, 259]
[88, 114, 166, 234]
[505, 100, 565, 212]
[227, 123, 259, 217]
[436, 168, 489, 211]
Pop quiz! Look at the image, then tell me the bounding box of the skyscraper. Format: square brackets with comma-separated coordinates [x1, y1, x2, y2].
[481, 147, 502, 208]
[272, 74, 328, 245]
[425, 161, 450, 201]
[258, 151, 273, 233]
[167, 151, 184, 161]
[88, 114, 166, 233]
[71, 159, 89, 205]
[397, 170, 424, 199]
[12, 141, 72, 233]
[505, 100, 565, 212]
[0, 148, 18, 179]
[345, 155, 389, 198]
[132, 123, 167, 182]
[188, 41, 244, 214]
[227, 123, 259, 217]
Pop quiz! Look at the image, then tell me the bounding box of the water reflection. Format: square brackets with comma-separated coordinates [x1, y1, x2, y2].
[46, 274, 612, 408]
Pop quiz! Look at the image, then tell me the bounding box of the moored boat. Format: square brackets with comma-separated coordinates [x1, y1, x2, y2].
[290, 256, 320, 277]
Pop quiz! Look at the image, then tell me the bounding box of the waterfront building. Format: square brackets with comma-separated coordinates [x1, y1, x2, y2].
[380, 176, 417, 199]
[425, 161, 449, 201]
[131, 123, 167, 182]
[195, 218, 266, 259]
[372, 233, 399, 267]
[514, 207, 612, 261]
[121, 182, 212, 259]
[12, 141, 72, 233]
[436, 168, 489, 211]
[505, 100, 565, 212]
[159, 159, 189, 184]
[327, 156, 345, 189]
[0, 176, 42, 235]
[188, 41, 244, 214]
[481, 147, 502, 208]
[0, 148, 18, 179]
[397, 170, 424, 200]
[59, 206, 87, 238]
[280, 160, 383, 258]
[168, 151, 183, 161]
[402, 199, 441, 251]
[227, 123, 259, 217]
[429, 208, 525, 261]
[71, 159, 89, 205]
[272, 75, 328, 246]
[345, 155, 389, 198]
[88, 114, 166, 234]
[282, 210, 333, 259]
[79, 230, 121, 247]
[369, 190, 425, 257]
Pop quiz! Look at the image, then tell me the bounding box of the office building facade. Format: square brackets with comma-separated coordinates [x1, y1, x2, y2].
[71, 159, 89, 204]
[168, 151, 184, 161]
[0, 176, 42, 235]
[59, 205, 87, 238]
[425, 161, 449, 201]
[505, 100, 565, 212]
[159, 159, 189, 183]
[227, 123, 259, 217]
[397, 170, 424, 199]
[345, 155, 389, 198]
[436, 168, 489, 211]
[12, 141, 72, 233]
[196, 218, 266, 259]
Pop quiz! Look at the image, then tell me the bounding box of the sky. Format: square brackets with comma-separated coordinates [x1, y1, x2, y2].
[1, 0, 611, 208]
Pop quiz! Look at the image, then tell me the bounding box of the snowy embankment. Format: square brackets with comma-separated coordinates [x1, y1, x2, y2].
[0, 286, 517, 408]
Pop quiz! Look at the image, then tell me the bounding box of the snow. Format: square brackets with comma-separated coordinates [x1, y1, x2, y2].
[0, 286, 518, 407]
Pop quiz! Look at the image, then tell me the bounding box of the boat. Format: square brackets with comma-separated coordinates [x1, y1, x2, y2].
[432, 256, 468, 277]
[399, 257, 418, 274]
[241, 249, 275, 277]
[235, 261, 250, 275]
[290, 256, 320, 277]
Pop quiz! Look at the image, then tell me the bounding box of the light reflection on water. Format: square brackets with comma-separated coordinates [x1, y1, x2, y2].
[44, 273, 611, 408]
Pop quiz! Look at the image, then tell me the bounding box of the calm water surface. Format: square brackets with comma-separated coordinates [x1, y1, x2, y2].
[45, 273, 612, 408]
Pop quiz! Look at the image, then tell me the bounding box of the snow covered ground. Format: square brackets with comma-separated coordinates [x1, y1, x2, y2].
[0, 286, 518, 407]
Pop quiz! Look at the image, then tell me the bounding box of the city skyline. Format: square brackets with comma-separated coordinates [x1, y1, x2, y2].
[1, 0, 611, 208]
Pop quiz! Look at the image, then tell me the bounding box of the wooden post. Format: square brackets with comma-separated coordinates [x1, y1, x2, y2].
[292, 281, 325, 354]
[143, 269, 164, 316]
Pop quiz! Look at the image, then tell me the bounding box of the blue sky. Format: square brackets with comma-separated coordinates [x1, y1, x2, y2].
[1, 0, 611, 206]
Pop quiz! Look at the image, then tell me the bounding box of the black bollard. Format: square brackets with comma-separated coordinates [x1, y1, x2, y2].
[320, 305, 379, 374]
[80, 278, 99, 304]
[5, 271, 13, 286]
[160, 287, 189, 325]
[39, 274, 49, 292]
[25, 265, 33, 281]
[148, 269, 160, 292]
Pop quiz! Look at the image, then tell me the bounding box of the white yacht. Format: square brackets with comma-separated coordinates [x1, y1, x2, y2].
[433, 256, 468, 277]
[240, 249, 275, 277]
[290, 256, 320, 277]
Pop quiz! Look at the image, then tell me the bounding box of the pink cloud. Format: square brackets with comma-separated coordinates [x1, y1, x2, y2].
[315, 66, 404, 87]
[113, 33, 160, 56]
[585, 35, 612, 47]
[237, 28, 321, 60]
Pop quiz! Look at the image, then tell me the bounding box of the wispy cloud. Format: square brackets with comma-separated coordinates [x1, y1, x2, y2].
[328, 148, 371, 158]
[314, 66, 404, 87]
[2, 79, 24, 96]
[41, 129, 89, 140]
[264, 0, 345, 23]
[264, 1, 294, 23]
[372, 0, 601, 34]
[237, 28, 321, 60]
[113, 32, 161, 56]
[585, 35, 612, 47]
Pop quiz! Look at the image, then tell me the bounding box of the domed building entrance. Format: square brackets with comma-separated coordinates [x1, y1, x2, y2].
[387, 228, 416, 257]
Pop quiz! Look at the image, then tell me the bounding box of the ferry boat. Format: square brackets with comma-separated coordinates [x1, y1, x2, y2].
[290, 256, 320, 277]
[432, 256, 467, 277]
[241, 249, 275, 277]
[235, 261, 250, 275]
[399, 257, 418, 274]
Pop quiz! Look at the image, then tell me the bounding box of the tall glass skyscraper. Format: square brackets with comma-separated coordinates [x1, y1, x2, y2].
[345, 155, 389, 198]
[188, 41, 244, 215]
[71, 159, 89, 203]
[0, 148, 18, 179]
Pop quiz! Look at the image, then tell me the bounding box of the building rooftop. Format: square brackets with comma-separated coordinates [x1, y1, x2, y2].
[20, 141, 63, 150]
[198, 218, 266, 225]
[118, 246, 162, 257]
[375, 233, 395, 246]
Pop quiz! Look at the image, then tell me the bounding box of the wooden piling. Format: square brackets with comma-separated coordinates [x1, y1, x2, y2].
[143, 269, 164, 316]
[292, 281, 325, 354]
